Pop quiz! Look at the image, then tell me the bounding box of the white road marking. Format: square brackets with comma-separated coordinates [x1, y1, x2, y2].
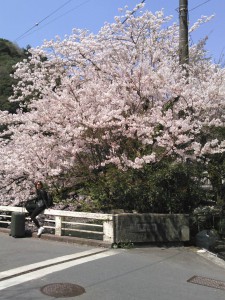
[0, 248, 104, 280]
[0, 249, 118, 290]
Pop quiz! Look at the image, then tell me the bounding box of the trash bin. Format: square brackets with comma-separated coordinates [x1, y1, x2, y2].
[10, 212, 26, 238]
[195, 229, 219, 250]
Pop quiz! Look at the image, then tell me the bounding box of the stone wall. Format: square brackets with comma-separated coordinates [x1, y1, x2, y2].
[114, 213, 190, 243]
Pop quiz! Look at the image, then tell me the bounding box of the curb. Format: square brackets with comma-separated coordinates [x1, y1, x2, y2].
[196, 248, 225, 269]
[0, 227, 111, 248]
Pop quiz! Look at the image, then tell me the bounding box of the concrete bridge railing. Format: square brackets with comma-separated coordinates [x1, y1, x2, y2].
[0, 206, 114, 243]
[0, 206, 190, 244]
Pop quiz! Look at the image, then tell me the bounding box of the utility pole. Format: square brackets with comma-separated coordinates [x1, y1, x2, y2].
[179, 0, 189, 66]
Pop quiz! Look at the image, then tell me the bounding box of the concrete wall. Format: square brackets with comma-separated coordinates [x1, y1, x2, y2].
[114, 213, 190, 243]
[0, 206, 190, 244]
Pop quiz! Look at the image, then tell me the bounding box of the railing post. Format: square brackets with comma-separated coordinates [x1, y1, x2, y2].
[103, 219, 114, 243]
[55, 216, 63, 236]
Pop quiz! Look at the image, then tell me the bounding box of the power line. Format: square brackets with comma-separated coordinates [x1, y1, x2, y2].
[14, 0, 75, 42]
[189, 0, 212, 12]
[122, 0, 146, 24]
[34, 0, 73, 26]
[15, 0, 91, 43]
[175, 0, 212, 13]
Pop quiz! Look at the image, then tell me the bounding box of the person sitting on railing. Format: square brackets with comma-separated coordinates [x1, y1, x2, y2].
[25, 181, 48, 237]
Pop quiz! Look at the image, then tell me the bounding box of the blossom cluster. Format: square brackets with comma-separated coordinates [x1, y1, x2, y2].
[0, 6, 224, 204]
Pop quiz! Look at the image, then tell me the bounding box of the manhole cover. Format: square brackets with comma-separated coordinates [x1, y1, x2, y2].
[40, 283, 85, 298]
[187, 275, 225, 291]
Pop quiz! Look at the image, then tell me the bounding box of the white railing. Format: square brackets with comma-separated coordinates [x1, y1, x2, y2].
[0, 206, 114, 243]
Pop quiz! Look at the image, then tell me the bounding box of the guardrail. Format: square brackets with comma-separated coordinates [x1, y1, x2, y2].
[0, 206, 114, 243]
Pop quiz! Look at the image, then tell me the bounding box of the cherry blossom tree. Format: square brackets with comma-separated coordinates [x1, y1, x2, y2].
[0, 5, 224, 205]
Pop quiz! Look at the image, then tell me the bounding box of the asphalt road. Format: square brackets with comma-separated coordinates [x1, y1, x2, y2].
[1, 233, 225, 300]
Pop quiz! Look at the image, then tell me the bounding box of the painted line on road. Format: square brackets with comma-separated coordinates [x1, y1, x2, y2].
[0, 249, 118, 290]
[0, 248, 105, 281]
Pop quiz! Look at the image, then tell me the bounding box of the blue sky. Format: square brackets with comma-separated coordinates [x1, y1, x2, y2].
[0, 0, 224, 63]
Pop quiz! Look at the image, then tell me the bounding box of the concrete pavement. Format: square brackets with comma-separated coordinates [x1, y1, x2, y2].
[1, 231, 225, 299]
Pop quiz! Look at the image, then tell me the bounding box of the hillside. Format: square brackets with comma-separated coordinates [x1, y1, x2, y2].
[0, 38, 28, 113]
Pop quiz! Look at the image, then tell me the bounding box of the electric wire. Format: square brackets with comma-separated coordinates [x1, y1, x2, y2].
[122, 0, 146, 24]
[187, 0, 219, 62]
[14, 0, 91, 43]
[189, 0, 212, 12]
[33, 0, 73, 26]
[188, 0, 213, 44]
[15, 0, 73, 42]
[176, 0, 212, 13]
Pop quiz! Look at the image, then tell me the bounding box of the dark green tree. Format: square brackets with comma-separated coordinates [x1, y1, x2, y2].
[0, 38, 29, 113]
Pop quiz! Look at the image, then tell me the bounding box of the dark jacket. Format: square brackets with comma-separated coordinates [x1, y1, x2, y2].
[36, 189, 48, 208]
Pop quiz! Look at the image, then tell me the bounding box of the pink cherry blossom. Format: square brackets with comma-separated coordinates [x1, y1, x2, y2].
[0, 6, 224, 204]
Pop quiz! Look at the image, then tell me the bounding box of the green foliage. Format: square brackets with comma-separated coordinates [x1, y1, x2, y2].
[206, 154, 225, 205]
[197, 126, 225, 205]
[80, 159, 206, 213]
[0, 39, 28, 113]
[191, 205, 221, 231]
